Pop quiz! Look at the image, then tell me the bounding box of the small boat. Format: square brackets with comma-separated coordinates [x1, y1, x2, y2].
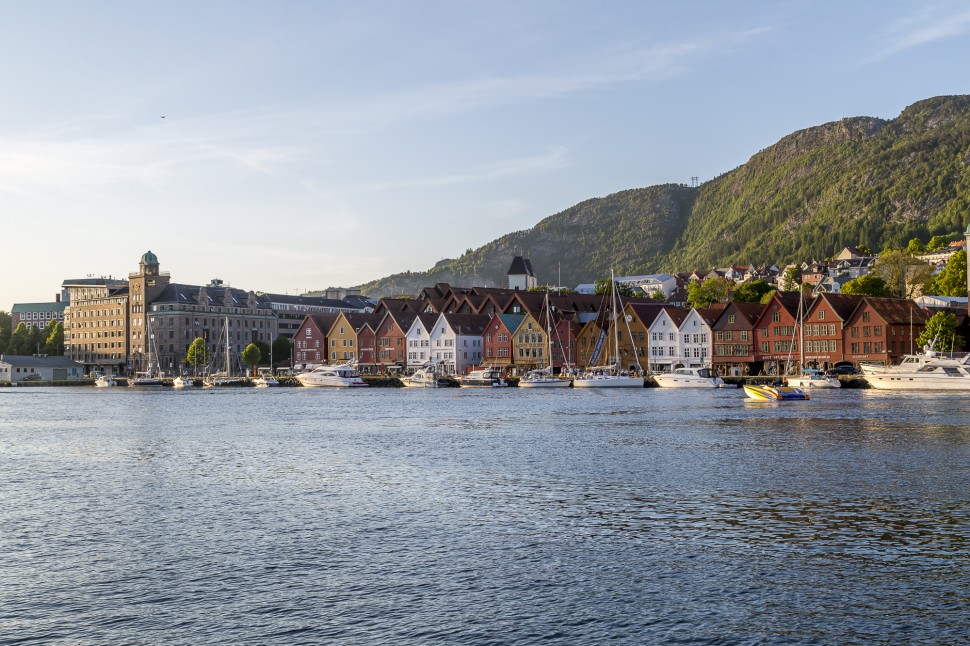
[402, 363, 449, 388]
[173, 376, 201, 388]
[458, 368, 507, 387]
[519, 368, 572, 388]
[94, 374, 117, 388]
[652, 367, 725, 388]
[743, 384, 810, 401]
[253, 376, 279, 387]
[786, 369, 841, 389]
[297, 363, 369, 388]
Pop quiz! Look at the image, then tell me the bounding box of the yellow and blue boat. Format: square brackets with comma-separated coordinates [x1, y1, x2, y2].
[743, 384, 810, 401]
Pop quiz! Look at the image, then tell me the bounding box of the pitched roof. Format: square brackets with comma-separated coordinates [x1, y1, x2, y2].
[0, 355, 83, 368]
[862, 297, 929, 325]
[440, 313, 490, 335]
[507, 256, 535, 276]
[496, 314, 525, 332]
[816, 293, 865, 321]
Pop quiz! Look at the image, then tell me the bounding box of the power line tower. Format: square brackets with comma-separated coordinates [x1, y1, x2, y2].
[690, 176, 699, 188]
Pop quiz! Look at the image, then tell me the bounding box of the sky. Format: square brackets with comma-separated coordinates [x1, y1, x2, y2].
[2, 0, 970, 308]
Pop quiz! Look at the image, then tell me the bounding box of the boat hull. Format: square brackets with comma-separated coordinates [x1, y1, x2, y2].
[519, 378, 572, 388]
[787, 376, 841, 389]
[862, 375, 970, 390]
[743, 385, 809, 401]
[573, 376, 643, 388]
[652, 375, 724, 388]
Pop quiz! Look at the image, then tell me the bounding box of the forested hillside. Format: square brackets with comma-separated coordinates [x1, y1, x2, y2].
[355, 95, 970, 297]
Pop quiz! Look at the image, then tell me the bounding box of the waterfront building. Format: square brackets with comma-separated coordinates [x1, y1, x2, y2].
[404, 313, 440, 372]
[326, 312, 382, 365]
[510, 312, 546, 374]
[0, 355, 84, 384]
[62, 276, 131, 375]
[801, 293, 861, 370]
[430, 313, 489, 375]
[679, 305, 721, 369]
[356, 321, 379, 374]
[842, 297, 927, 365]
[11, 300, 66, 331]
[293, 314, 339, 369]
[644, 305, 689, 373]
[373, 310, 415, 374]
[264, 293, 371, 339]
[481, 314, 523, 372]
[711, 301, 765, 376]
[551, 317, 580, 372]
[574, 314, 607, 370]
[752, 292, 806, 375]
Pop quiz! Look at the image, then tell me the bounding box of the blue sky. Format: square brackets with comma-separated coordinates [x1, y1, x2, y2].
[3, 1, 970, 308]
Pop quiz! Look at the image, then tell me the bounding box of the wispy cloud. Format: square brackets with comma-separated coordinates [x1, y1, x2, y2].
[866, 3, 970, 62]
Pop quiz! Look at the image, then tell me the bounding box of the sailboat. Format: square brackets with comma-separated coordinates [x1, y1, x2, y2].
[207, 318, 250, 387]
[130, 314, 165, 387]
[520, 292, 571, 388]
[786, 294, 841, 389]
[574, 270, 644, 388]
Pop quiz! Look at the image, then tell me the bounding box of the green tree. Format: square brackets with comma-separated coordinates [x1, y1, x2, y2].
[759, 289, 778, 304]
[0, 311, 10, 354]
[856, 244, 873, 256]
[594, 279, 636, 297]
[780, 266, 801, 292]
[185, 337, 211, 376]
[925, 250, 968, 297]
[241, 343, 262, 376]
[43, 321, 63, 356]
[905, 238, 925, 254]
[872, 250, 934, 298]
[733, 279, 773, 303]
[916, 311, 964, 351]
[686, 276, 733, 308]
[8, 322, 41, 355]
[841, 273, 891, 297]
[254, 341, 272, 365]
[648, 290, 667, 302]
[926, 235, 949, 252]
[272, 336, 292, 367]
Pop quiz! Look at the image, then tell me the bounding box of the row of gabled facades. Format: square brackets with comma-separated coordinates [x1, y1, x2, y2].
[293, 282, 938, 377]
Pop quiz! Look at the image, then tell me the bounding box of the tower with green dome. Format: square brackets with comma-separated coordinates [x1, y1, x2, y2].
[128, 250, 171, 373]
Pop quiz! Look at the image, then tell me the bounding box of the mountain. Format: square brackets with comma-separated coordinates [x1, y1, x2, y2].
[354, 95, 970, 297]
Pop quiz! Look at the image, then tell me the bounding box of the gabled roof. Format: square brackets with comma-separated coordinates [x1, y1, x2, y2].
[336, 312, 383, 332]
[627, 303, 671, 328]
[303, 314, 340, 334]
[439, 313, 490, 336]
[694, 304, 726, 327]
[495, 314, 525, 333]
[813, 293, 865, 321]
[861, 297, 929, 326]
[654, 305, 689, 327]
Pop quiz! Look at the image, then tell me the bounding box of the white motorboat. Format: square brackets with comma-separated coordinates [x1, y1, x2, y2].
[402, 363, 448, 388]
[172, 376, 190, 389]
[297, 363, 369, 388]
[860, 349, 970, 390]
[786, 369, 841, 389]
[254, 376, 279, 387]
[458, 368, 507, 387]
[652, 367, 725, 388]
[94, 374, 117, 388]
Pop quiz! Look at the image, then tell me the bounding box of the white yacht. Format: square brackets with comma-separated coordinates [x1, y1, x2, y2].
[253, 376, 279, 387]
[652, 367, 725, 388]
[402, 364, 448, 388]
[457, 368, 507, 387]
[860, 349, 970, 390]
[297, 363, 369, 388]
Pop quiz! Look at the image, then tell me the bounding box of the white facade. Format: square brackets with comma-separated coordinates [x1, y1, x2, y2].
[647, 310, 684, 372]
[429, 316, 458, 375]
[678, 309, 713, 369]
[429, 314, 485, 375]
[405, 318, 434, 371]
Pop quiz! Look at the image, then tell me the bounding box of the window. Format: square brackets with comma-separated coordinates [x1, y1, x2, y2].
[728, 314, 736, 324]
[818, 311, 825, 320]
[862, 312, 870, 322]
[771, 312, 780, 322]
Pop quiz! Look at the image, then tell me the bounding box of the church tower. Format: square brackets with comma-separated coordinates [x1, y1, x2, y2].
[507, 256, 537, 290]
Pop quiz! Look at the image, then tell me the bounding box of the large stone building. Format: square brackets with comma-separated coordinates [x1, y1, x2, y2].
[63, 251, 369, 376]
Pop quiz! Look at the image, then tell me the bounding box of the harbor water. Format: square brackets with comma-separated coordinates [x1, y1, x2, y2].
[1, 386, 968, 644]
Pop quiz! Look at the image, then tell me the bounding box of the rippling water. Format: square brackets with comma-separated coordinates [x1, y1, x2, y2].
[1, 386, 968, 644]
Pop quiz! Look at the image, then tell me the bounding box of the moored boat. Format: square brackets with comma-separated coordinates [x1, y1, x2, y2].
[859, 349, 970, 390]
[743, 384, 810, 401]
[297, 363, 369, 387]
[652, 367, 724, 388]
[457, 368, 507, 387]
[786, 369, 841, 389]
[94, 374, 117, 388]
